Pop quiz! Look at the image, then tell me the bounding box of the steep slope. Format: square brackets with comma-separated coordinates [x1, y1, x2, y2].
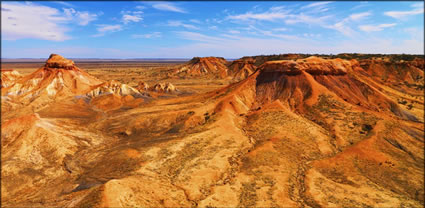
[359, 58, 424, 92]
[172, 57, 229, 78]
[228, 58, 257, 81]
[1, 69, 22, 88]
[2, 54, 103, 106]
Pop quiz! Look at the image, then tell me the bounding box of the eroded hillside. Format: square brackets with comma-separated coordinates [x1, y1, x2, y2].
[1, 54, 424, 207]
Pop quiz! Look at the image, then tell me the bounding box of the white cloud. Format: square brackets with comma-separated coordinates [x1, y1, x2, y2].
[97, 24, 122, 33]
[324, 12, 371, 37]
[284, 14, 332, 25]
[227, 11, 289, 21]
[92, 24, 122, 37]
[348, 12, 371, 21]
[301, 1, 333, 9]
[135, 5, 146, 10]
[2, 2, 71, 41]
[228, 30, 240, 34]
[384, 8, 423, 19]
[55, 1, 74, 7]
[76, 11, 98, 26]
[208, 26, 218, 30]
[326, 21, 356, 37]
[359, 23, 396, 32]
[122, 14, 142, 24]
[63, 8, 98, 26]
[152, 2, 186, 13]
[132, 32, 161, 39]
[167, 21, 199, 30]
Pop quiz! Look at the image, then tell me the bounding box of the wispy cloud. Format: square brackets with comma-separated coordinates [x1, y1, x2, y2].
[122, 14, 142, 24]
[227, 6, 331, 26]
[132, 32, 161, 39]
[167, 20, 199, 29]
[325, 11, 371, 37]
[384, 3, 423, 19]
[2, 2, 71, 41]
[76, 11, 98, 25]
[93, 24, 122, 37]
[55, 1, 75, 8]
[120, 10, 143, 24]
[301, 1, 333, 9]
[284, 14, 332, 25]
[152, 2, 186, 13]
[348, 12, 371, 21]
[63, 8, 98, 26]
[359, 23, 396, 32]
[227, 11, 289, 21]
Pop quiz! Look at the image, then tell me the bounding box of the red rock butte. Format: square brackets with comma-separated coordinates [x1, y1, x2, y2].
[44, 54, 76, 70]
[259, 56, 356, 75]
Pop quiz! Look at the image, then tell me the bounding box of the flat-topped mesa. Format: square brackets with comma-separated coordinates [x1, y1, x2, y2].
[259, 56, 357, 76]
[188, 57, 226, 65]
[44, 54, 75, 70]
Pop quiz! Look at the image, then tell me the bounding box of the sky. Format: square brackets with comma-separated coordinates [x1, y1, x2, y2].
[1, 1, 424, 58]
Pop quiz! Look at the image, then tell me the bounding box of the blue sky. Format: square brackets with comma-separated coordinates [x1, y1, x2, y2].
[2, 1, 424, 58]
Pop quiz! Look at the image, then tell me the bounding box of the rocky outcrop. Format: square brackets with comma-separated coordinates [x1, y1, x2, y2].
[149, 82, 177, 93]
[359, 58, 424, 85]
[44, 54, 76, 70]
[87, 80, 142, 97]
[1, 69, 22, 88]
[259, 56, 359, 75]
[228, 58, 257, 81]
[136, 81, 149, 91]
[173, 57, 229, 78]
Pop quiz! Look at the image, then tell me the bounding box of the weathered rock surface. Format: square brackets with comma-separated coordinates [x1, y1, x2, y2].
[1, 69, 22, 88]
[1, 55, 424, 207]
[172, 57, 229, 78]
[228, 58, 257, 81]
